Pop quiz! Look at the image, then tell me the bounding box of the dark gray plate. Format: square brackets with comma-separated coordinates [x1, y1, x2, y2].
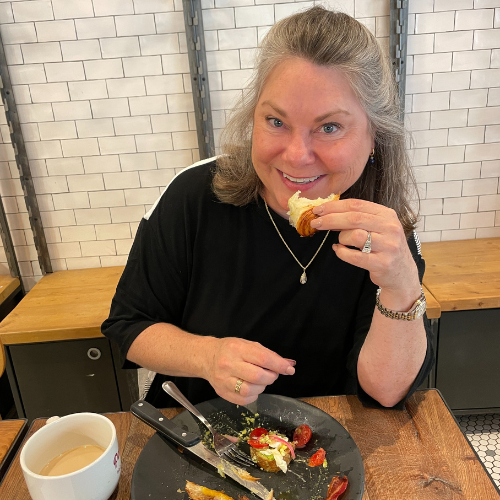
[131, 394, 364, 500]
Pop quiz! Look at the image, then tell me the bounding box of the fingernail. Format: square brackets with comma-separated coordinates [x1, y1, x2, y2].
[288, 359, 296, 366]
[310, 218, 321, 228]
[313, 205, 324, 215]
[286, 366, 295, 375]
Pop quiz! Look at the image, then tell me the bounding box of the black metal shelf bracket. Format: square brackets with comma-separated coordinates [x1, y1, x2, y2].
[0, 30, 52, 276]
[0, 192, 22, 287]
[183, 0, 215, 160]
[390, 0, 408, 119]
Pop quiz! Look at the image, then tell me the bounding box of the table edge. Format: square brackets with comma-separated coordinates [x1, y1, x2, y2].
[0, 419, 28, 486]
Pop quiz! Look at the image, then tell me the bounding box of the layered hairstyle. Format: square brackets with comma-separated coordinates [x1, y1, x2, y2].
[213, 6, 418, 235]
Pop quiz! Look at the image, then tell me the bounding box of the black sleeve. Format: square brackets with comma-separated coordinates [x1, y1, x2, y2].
[101, 183, 191, 368]
[347, 231, 435, 410]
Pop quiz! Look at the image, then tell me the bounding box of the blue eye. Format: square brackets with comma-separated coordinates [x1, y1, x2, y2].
[323, 123, 338, 133]
[272, 118, 283, 127]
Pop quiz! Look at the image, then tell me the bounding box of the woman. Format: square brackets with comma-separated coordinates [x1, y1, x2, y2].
[102, 6, 434, 410]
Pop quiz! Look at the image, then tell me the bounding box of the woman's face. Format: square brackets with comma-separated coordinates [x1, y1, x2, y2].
[252, 58, 375, 217]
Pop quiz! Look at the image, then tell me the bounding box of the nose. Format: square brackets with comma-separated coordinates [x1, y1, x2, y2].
[282, 131, 315, 167]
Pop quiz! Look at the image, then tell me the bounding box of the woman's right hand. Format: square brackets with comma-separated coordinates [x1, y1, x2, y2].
[202, 337, 296, 405]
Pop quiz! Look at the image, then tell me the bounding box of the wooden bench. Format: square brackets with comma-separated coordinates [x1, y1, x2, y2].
[0, 267, 137, 421]
[422, 237, 500, 414]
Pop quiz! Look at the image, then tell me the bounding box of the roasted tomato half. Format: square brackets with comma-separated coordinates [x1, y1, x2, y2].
[325, 475, 348, 500]
[308, 448, 326, 467]
[293, 424, 312, 448]
[248, 428, 270, 449]
[249, 428, 268, 440]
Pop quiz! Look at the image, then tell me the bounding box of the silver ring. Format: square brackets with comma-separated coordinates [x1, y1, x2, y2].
[361, 231, 372, 254]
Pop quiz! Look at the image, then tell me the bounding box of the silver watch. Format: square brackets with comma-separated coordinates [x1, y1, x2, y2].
[375, 288, 427, 321]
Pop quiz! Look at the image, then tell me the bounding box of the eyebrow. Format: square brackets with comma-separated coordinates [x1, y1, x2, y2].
[260, 100, 351, 121]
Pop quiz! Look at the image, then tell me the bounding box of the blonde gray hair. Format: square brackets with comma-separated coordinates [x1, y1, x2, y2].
[213, 6, 418, 234]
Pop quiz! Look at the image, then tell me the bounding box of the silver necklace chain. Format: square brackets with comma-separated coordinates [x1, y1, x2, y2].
[264, 199, 330, 284]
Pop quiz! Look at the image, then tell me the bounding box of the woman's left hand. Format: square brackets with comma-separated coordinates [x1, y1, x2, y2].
[311, 198, 420, 294]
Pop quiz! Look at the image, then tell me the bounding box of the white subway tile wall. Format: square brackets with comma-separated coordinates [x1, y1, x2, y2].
[0, 0, 498, 288]
[407, 1, 500, 243]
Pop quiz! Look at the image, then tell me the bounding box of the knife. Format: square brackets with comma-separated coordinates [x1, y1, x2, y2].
[130, 400, 274, 500]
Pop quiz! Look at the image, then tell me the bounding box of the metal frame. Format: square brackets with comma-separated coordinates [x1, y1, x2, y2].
[183, 0, 215, 160]
[0, 31, 52, 276]
[0, 194, 22, 287]
[390, 0, 409, 118]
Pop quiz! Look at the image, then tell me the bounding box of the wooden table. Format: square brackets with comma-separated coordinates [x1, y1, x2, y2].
[0, 390, 498, 499]
[0, 276, 24, 377]
[422, 284, 440, 319]
[0, 276, 21, 312]
[0, 419, 27, 481]
[422, 237, 500, 312]
[0, 267, 138, 421]
[0, 267, 123, 345]
[421, 238, 500, 413]
[0, 275, 23, 420]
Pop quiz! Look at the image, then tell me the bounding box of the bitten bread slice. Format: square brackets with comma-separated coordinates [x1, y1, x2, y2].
[288, 191, 340, 237]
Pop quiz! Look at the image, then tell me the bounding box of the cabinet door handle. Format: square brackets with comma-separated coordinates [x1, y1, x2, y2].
[87, 348, 102, 360]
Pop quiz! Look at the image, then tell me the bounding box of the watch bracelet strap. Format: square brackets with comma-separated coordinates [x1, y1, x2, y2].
[375, 287, 426, 321]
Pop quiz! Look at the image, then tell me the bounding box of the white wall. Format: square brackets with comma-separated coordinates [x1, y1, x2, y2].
[406, 0, 500, 242]
[0, 0, 498, 289]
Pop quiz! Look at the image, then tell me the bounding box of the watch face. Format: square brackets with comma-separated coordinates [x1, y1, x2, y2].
[416, 299, 426, 318]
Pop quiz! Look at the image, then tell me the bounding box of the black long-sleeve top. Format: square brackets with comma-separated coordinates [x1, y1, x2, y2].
[102, 158, 434, 409]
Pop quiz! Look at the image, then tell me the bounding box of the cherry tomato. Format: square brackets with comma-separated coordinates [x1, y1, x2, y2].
[308, 448, 326, 467]
[249, 428, 268, 440]
[248, 440, 269, 449]
[293, 424, 312, 448]
[325, 475, 348, 499]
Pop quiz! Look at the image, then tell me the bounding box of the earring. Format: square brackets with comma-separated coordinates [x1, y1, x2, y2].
[368, 149, 375, 165]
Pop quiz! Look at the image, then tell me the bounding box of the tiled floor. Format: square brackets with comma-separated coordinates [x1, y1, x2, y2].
[457, 414, 500, 488]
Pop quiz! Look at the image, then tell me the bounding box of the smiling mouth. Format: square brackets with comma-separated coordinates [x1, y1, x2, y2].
[282, 172, 322, 184]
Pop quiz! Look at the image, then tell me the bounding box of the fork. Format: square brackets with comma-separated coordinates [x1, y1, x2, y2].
[162, 381, 254, 467]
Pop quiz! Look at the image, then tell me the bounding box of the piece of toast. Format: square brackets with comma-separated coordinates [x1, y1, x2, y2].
[249, 444, 294, 473]
[185, 480, 274, 500]
[185, 481, 235, 500]
[288, 191, 340, 237]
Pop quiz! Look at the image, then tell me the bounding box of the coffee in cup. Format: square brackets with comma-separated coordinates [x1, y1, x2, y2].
[39, 444, 106, 476]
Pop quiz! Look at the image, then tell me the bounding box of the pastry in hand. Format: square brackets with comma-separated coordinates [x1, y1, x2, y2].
[288, 191, 340, 237]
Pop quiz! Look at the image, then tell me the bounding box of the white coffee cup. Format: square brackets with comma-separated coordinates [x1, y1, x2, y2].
[20, 412, 121, 500]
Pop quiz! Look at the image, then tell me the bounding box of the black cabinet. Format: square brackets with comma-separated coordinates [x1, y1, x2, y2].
[6, 337, 137, 421]
[435, 309, 500, 413]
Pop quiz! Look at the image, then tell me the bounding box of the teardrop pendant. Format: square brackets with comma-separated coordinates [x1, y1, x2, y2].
[300, 271, 307, 284]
